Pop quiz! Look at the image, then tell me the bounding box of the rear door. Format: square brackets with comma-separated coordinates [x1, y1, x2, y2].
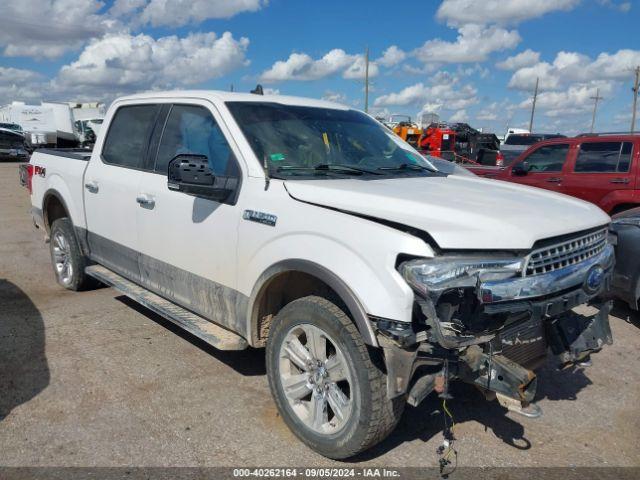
[562, 139, 635, 211]
[505, 142, 571, 193]
[84, 102, 162, 282]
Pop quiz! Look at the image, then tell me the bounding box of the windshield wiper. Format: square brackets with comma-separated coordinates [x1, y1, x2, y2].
[276, 163, 382, 175]
[377, 163, 438, 173]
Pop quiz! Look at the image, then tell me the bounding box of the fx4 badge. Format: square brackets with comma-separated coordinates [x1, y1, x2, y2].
[243, 209, 277, 227]
[34, 165, 46, 177]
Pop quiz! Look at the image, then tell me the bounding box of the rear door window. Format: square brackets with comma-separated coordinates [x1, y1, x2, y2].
[154, 104, 237, 176]
[523, 144, 570, 172]
[574, 141, 633, 173]
[102, 105, 160, 169]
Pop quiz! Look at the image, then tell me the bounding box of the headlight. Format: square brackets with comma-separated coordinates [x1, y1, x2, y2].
[611, 216, 640, 228]
[400, 256, 524, 297]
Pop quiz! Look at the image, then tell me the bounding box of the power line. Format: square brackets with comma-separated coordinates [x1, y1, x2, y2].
[590, 88, 603, 133]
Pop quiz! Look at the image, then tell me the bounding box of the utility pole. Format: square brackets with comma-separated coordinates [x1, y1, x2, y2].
[528, 77, 539, 132]
[631, 66, 639, 133]
[590, 88, 603, 133]
[364, 46, 369, 113]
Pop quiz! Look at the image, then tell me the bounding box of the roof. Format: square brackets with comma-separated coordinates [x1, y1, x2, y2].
[115, 90, 350, 110]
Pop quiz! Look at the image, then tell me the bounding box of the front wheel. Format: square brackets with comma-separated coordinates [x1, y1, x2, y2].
[266, 296, 404, 459]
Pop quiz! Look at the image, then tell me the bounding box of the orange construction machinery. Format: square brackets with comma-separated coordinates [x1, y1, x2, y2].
[385, 114, 422, 148]
[418, 123, 457, 159]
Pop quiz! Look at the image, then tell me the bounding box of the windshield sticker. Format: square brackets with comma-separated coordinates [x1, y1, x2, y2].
[270, 153, 286, 161]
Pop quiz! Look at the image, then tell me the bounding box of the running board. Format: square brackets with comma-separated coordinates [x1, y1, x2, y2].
[85, 265, 248, 351]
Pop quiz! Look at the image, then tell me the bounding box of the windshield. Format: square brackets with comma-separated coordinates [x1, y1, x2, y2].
[226, 102, 437, 178]
[0, 123, 22, 132]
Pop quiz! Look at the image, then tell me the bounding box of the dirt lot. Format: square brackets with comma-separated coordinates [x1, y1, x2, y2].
[1, 161, 639, 469]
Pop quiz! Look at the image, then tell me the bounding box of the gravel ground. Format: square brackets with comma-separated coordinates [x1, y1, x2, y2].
[1, 161, 639, 469]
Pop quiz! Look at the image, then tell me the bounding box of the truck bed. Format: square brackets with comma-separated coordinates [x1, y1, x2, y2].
[29, 148, 92, 230]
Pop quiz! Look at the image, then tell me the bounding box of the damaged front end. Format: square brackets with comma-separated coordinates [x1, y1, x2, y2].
[376, 227, 614, 416]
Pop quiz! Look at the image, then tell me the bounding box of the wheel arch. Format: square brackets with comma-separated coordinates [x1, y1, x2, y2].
[42, 188, 71, 233]
[247, 259, 377, 348]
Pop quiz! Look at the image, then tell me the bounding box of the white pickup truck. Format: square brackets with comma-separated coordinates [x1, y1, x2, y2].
[25, 90, 614, 459]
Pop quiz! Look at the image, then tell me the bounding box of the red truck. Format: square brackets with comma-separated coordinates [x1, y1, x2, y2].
[466, 133, 640, 214]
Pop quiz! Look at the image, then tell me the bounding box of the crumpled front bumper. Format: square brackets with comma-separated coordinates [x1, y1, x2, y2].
[377, 244, 615, 406]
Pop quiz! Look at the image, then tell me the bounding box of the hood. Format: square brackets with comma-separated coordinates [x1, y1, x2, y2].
[285, 175, 610, 250]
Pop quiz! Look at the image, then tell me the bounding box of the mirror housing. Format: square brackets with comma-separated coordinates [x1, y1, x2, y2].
[512, 162, 529, 176]
[167, 154, 237, 202]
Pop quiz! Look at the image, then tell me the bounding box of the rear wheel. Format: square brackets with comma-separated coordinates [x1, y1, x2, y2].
[266, 296, 404, 459]
[49, 218, 96, 291]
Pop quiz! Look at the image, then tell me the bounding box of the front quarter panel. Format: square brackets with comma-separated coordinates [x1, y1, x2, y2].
[236, 178, 434, 340]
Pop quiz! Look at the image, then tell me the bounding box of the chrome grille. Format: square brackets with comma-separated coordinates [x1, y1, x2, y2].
[525, 228, 608, 276]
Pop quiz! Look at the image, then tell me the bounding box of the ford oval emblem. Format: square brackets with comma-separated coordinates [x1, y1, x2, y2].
[585, 265, 605, 294]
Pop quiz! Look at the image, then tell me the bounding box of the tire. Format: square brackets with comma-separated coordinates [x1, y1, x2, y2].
[49, 218, 96, 291]
[266, 296, 404, 459]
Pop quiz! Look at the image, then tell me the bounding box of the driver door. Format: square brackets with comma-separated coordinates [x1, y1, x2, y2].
[135, 101, 244, 330]
[508, 143, 571, 194]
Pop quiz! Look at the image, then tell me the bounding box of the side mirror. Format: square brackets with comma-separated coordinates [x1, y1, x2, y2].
[512, 162, 529, 176]
[167, 154, 237, 202]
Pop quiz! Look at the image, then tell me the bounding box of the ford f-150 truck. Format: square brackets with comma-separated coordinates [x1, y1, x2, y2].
[25, 91, 614, 459]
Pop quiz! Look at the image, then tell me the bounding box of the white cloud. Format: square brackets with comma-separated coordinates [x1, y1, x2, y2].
[263, 87, 280, 95]
[413, 24, 520, 64]
[597, 0, 632, 12]
[496, 49, 540, 70]
[56, 31, 250, 95]
[517, 83, 614, 118]
[449, 109, 467, 122]
[111, 0, 266, 27]
[259, 49, 379, 83]
[0, 67, 45, 104]
[436, 0, 580, 26]
[373, 73, 478, 114]
[0, 0, 112, 59]
[508, 49, 640, 90]
[0, 67, 41, 85]
[377, 46, 406, 67]
[322, 91, 347, 103]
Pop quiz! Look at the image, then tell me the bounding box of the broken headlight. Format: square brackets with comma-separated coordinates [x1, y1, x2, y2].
[400, 256, 524, 297]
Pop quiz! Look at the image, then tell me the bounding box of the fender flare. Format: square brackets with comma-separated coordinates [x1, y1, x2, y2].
[42, 188, 71, 232]
[41, 188, 89, 254]
[247, 259, 378, 346]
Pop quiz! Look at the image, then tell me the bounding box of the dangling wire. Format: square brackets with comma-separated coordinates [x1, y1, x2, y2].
[437, 376, 458, 477]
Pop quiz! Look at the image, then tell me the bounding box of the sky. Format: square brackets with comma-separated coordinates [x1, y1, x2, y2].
[1, 0, 639, 135]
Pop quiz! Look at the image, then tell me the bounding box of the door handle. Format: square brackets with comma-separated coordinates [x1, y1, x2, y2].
[136, 194, 155, 208]
[546, 177, 562, 183]
[84, 181, 99, 193]
[610, 178, 630, 184]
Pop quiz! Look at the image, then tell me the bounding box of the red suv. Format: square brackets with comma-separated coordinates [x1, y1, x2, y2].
[471, 134, 640, 214]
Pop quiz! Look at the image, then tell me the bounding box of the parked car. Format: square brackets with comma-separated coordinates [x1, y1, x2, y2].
[24, 90, 614, 459]
[610, 207, 640, 311]
[0, 125, 28, 161]
[468, 134, 640, 214]
[501, 133, 565, 166]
